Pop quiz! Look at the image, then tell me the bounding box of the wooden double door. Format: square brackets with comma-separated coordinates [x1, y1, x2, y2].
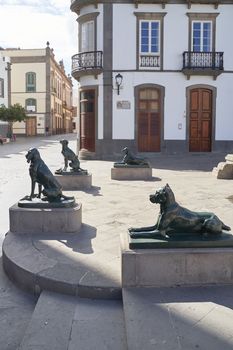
[26, 117, 36, 136]
[189, 88, 213, 152]
[137, 87, 161, 152]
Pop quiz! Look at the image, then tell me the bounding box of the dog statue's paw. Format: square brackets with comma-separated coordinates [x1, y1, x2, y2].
[55, 168, 63, 174]
[20, 195, 32, 201]
[160, 230, 169, 239]
[129, 231, 139, 238]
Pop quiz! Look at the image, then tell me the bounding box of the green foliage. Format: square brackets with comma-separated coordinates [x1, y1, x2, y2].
[0, 103, 26, 123]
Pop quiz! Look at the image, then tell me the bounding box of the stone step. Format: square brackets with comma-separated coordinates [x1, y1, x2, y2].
[123, 286, 233, 350]
[68, 298, 127, 350]
[2, 231, 121, 300]
[18, 291, 76, 350]
[19, 291, 127, 350]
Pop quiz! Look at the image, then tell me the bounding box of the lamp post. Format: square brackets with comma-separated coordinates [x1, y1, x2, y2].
[115, 73, 123, 95]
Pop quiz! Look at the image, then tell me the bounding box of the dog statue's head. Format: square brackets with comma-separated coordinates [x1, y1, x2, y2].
[26, 148, 41, 163]
[60, 139, 69, 147]
[150, 184, 173, 204]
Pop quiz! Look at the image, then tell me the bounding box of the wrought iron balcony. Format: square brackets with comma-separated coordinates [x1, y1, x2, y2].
[71, 51, 103, 80]
[182, 51, 224, 79]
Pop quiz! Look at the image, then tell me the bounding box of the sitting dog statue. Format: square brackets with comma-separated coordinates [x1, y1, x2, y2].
[129, 184, 231, 238]
[115, 147, 149, 166]
[57, 139, 87, 173]
[25, 148, 72, 202]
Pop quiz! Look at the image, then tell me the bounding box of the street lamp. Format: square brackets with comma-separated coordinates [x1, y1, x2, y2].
[115, 73, 123, 95]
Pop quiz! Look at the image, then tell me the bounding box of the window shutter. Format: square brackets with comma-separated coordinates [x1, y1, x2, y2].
[81, 21, 94, 52]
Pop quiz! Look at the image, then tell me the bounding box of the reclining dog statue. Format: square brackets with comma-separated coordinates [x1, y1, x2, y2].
[129, 184, 231, 238]
[56, 139, 87, 174]
[114, 147, 149, 167]
[23, 148, 73, 203]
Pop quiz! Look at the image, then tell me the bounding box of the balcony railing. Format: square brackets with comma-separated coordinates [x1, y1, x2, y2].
[183, 51, 224, 71]
[139, 55, 160, 69]
[71, 51, 103, 79]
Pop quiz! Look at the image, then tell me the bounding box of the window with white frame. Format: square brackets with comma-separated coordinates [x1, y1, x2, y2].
[0, 78, 4, 97]
[140, 20, 160, 55]
[134, 12, 166, 70]
[139, 20, 160, 69]
[192, 21, 212, 52]
[81, 21, 94, 52]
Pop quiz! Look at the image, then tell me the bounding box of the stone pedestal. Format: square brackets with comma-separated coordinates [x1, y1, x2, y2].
[111, 166, 152, 180]
[213, 154, 233, 179]
[121, 232, 233, 287]
[54, 173, 92, 190]
[9, 203, 82, 234]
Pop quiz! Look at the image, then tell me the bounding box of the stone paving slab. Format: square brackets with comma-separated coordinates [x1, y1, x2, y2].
[69, 298, 127, 350]
[123, 286, 233, 350]
[19, 291, 76, 350]
[18, 291, 127, 350]
[0, 259, 36, 350]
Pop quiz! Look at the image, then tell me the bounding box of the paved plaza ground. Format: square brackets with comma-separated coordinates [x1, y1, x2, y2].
[0, 134, 233, 349]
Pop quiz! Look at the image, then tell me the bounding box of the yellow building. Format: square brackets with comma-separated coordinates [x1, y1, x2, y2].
[2, 43, 74, 136]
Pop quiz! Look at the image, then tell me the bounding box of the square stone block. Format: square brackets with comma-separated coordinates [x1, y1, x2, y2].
[111, 167, 152, 180]
[9, 203, 82, 234]
[54, 173, 92, 190]
[121, 232, 233, 288]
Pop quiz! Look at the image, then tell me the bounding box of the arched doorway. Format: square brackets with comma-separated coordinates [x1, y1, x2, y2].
[189, 87, 213, 152]
[137, 86, 163, 152]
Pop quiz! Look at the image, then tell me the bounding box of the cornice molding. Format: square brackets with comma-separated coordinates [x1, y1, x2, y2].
[71, 0, 233, 14]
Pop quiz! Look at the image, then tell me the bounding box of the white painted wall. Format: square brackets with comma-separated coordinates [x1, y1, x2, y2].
[163, 5, 188, 70]
[97, 5, 103, 52]
[215, 74, 233, 140]
[112, 72, 135, 139]
[113, 4, 137, 70]
[216, 6, 233, 71]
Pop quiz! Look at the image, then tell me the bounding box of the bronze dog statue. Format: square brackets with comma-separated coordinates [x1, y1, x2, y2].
[25, 148, 69, 202]
[129, 184, 231, 238]
[58, 139, 86, 173]
[115, 147, 149, 166]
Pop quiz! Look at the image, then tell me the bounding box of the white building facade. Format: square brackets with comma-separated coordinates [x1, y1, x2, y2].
[71, 0, 233, 159]
[0, 51, 10, 136]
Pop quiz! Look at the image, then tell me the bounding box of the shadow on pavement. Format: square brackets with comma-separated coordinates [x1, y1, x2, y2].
[148, 153, 226, 172]
[0, 134, 76, 159]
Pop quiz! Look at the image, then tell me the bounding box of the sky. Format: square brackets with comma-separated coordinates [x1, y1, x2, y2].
[0, 0, 78, 75]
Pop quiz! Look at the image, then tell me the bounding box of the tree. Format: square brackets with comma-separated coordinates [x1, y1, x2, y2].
[0, 104, 27, 137]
